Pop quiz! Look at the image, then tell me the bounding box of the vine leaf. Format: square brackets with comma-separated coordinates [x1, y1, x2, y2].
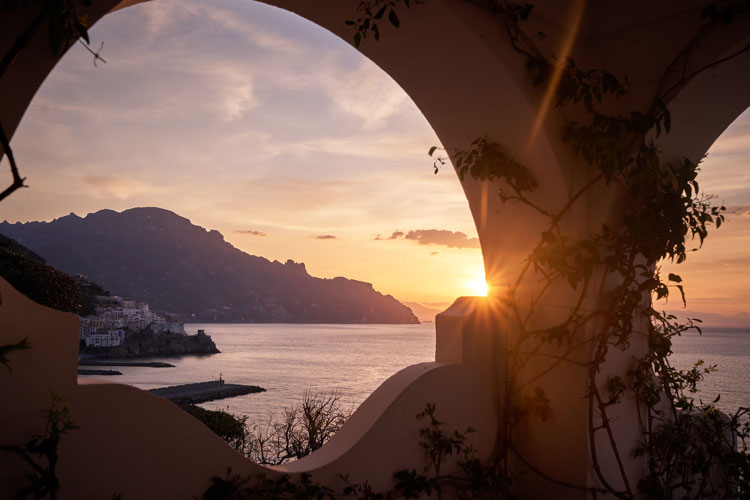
[0, 337, 31, 373]
[388, 10, 400, 28]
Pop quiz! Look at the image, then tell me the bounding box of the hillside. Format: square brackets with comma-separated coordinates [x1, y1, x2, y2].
[0, 233, 81, 313]
[0, 208, 418, 324]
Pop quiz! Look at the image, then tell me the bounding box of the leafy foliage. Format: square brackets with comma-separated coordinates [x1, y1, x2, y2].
[201, 404, 514, 500]
[181, 404, 249, 454]
[200, 470, 333, 500]
[392, 403, 515, 500]
[0, 336, 31, 373]
[0, 0, 93, 76]
[364, 1, 749, 497]
[345, 0, 423, 48]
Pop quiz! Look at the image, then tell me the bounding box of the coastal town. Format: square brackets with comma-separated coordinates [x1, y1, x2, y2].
[75, 275, 219, 358]
[73, 279, 263, 402]
[79, 294, 186, 348]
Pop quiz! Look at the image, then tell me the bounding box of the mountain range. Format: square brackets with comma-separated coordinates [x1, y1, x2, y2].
[0, 208, 418, 324]
[661, 309, 750, 329]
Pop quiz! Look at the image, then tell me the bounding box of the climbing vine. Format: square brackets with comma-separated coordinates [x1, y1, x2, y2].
[1, 1, 748, 498]
[353, 1, 750, 498]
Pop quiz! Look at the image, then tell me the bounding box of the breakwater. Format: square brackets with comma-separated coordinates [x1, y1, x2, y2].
[77, 368, 122, 376]
[148, 380, 265, 404]
[79, 360, 175, 367]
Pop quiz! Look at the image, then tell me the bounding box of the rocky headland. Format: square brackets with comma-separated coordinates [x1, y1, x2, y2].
[0, 207, 419, 324]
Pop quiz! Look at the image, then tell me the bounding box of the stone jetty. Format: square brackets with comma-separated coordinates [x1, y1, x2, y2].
[148, 380, 265, 404]
[78, 360, 175, 367]
[77, 368, 122, 376]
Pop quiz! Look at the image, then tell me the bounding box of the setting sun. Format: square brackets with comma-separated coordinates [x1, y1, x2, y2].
[465, 277, 489, 296]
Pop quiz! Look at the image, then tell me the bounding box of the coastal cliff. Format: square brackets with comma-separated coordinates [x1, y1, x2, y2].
[0, 208, 419, 324]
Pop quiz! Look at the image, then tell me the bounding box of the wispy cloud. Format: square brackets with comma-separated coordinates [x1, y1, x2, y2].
[726, 205, 750, 217]
[4, 0, 484, 307]
[83, 175, 156, 200]
[706, 130, 750, 156]
[382, 229, 480, 249]
[234, 229, 268, 237]
[325, 60, 410, 131]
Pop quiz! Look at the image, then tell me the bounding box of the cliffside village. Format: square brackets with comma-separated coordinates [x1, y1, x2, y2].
[79, 296, 186, 348]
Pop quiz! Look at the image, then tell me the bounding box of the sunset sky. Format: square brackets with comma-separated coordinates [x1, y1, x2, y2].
[1, 0, 749, 315]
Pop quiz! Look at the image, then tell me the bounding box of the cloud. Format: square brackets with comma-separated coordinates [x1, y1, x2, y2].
[312, 234, 337, 240]
[234, 230, 268, 237]
[83, 175, 155, 200]
[384, 229, 480, 249]
[727, 205, 750, 217]
[224, 81, 257, 120]
[706, 131, 750, 156]
[326, 60, 410, 131]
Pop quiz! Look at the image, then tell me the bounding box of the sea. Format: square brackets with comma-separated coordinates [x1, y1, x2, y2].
[77, 323, 749, 423]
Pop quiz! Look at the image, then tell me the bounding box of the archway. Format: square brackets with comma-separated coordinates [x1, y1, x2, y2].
[3, 2, 750, 499]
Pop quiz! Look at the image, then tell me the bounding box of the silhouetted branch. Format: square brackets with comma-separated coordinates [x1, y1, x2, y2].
[78, 40, 107, 67]
[0, 121, 27, 202]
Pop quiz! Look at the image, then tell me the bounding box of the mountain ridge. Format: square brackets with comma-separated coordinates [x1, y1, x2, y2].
[0, 207, 419, 324]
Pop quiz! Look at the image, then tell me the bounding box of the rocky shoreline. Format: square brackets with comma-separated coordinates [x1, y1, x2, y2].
[80, 331, 219, 359]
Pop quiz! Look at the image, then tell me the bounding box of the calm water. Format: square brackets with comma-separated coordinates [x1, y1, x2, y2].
[79, 323, 436, 423]
[670, 328, 750, 415]
[78, 324, 749, 422]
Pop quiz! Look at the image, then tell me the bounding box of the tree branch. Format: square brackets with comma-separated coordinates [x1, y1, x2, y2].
[0, 121, 27, 202]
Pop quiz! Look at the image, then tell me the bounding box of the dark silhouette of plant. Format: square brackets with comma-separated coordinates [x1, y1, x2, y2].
[353, 1, 750, 497]
[182, 404, 249, 455]
[0, 393, 78, 500]
[200, 469, 333, 500]
[201, 403, 514, 499]
[0, 336, 30, 373]
[345, 0, 425, 48]
[247, 390, 351, 465]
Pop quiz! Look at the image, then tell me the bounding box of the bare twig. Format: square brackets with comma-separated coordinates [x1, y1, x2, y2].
[78, 40, 107, 67]
[0, 121, 27, 202]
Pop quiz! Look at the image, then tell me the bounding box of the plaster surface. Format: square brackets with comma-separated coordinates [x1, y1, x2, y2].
[1, 1, 749, 498]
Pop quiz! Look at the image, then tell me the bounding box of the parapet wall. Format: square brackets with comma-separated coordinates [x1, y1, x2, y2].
[0, 278, 498, 498]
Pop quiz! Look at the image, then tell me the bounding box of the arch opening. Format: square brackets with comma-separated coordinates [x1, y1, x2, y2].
[660, 106, 750, 414]
[0, 0, 487, 469]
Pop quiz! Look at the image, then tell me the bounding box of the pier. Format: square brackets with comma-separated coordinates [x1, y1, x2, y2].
[77, 369, 122, 376]
[78, 360, 175, 367]
[148, 380, 265, 404]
